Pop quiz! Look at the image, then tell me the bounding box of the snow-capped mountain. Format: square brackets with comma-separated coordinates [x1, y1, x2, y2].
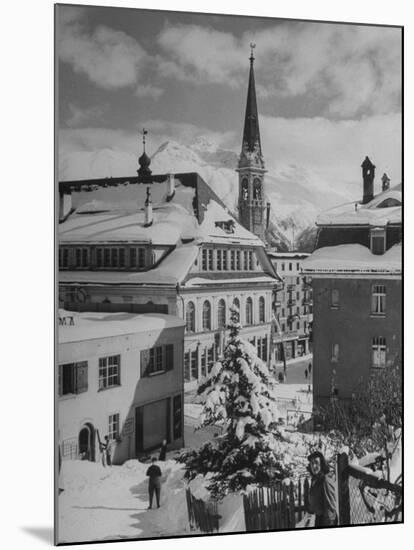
[59, 138, 354, 249]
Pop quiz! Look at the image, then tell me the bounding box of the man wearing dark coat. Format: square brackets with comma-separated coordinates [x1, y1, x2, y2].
[307, 451, 338, 527]
[146, 457, 162, 509]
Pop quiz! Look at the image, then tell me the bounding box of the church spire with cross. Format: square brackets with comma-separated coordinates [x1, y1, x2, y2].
[237, 44, 267, 242]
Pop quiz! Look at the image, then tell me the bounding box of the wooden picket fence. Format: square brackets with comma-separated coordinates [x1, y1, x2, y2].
[185, 489, 221, 533]
[243, 479, 310, 531]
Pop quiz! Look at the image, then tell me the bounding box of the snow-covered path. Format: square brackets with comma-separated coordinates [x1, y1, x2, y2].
[58, 459, 190, 544]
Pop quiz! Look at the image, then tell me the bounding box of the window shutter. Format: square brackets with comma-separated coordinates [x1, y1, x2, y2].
[75, 361, 88, 393]
[165, 344, 174, 371]
[140, 349, 150, 377]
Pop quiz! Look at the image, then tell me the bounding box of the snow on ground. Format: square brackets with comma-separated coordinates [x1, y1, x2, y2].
[58, 458, 190, 543]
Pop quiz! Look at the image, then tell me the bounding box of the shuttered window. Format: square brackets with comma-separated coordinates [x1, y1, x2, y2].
[141, 344, 174, 377]
[58, 361, 88, 396]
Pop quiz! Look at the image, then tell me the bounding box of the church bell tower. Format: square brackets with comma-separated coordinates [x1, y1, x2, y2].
[237, 43, 266, 242]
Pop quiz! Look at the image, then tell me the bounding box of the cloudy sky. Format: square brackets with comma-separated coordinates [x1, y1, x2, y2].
[57, 4, 402, 194]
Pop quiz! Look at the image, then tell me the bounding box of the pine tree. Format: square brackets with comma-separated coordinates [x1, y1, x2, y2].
[179, 306, 293, 499]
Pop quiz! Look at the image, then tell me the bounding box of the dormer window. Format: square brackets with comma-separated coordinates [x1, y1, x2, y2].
[370, 227, 386, 255]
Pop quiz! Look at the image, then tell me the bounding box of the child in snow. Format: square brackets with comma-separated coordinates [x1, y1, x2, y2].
[158, 439, 167, 461]
[146, 457, 162, 509]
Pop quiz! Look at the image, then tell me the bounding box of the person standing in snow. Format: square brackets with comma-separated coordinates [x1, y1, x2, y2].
[308, 362, 312, 375]
[307, 451, 337, 527]
[304, 368, 308, 380]
[158, 439, 167, 461]
[104, 435, 112, 466]
[146, 457, 162, 509]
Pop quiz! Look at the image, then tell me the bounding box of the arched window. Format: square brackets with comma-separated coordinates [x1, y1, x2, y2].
[245, 297, 253, 325]
[259, 296, 265, 323]
[217, 299, 226, 329]
[186, 301, 195, 333]
[202, 300, 211, 331]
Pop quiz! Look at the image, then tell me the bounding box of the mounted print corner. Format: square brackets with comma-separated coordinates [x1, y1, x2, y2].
[55, 3, 403, 545]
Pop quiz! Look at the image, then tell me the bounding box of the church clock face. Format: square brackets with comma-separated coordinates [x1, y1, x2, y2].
[241, 178, 249, 201]
[253, 178, 262, 200]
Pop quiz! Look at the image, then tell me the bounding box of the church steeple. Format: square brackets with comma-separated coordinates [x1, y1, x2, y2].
[242, 43, 263, 159]
[237, 44, 267, 243]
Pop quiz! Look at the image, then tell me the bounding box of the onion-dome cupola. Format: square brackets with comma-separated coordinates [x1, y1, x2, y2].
[138, 128, 152, 177]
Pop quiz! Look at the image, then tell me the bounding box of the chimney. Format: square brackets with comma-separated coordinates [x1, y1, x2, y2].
[266, 201, 271, 230]
[361, 156, 375, 204]
[144, 186, 153, 227]
[59, 192, 72, 221]
[381, 173, 390, 192]
[166, 173, 175, 202]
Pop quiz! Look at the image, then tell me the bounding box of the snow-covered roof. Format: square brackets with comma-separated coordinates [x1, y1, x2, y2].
[59, 244, 199, 286]
[316, 185, 402, 227]
[302, 243, 401, 274]
[60, 178, 262, 247]
[58, 310, 185, 344]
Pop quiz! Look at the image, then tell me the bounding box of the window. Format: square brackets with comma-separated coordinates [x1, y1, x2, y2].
[186, 301, 195, 332]
[207, 346, 215, 373]
[217, 249, 223, 271]
[191, 350, 198, 380]
[59, 247, 69, 268]
[372, 285, 386, 315]
[296, 291, 300, 300]
[259, 296, 265, 323]
[331, 289, 339, 308]
[111, 248, 118, 268]
[281, 263, 285, 271]
[289, 262, 292, 270]
[201, 348, 207, 378]
[297, 263, 300, 270]
[202, 300, 211, 331]
[245, 297, 253, 325]
[75, 247, 88, 268]
[243, 251, 248, 270]
[104, 248, 111, 267]
[217, 299, 226, 329]
[130, 247, 145, 269]
[370, 228, 386, 255]
[202, 249, 208, 270]
[108, 414, 120, 440]
[99, 355, 120, 390]
[296, 277, 300, 285]
[372, 337, 386, 368]
[184, 352, 190, 381]
[236, 250, 241, 270]
[141, 345, 174, 376]
[208, 249, 213, 270]
[96, 248, 103, 267]
[257, 336, 268, 360]
[230, 250, 236, 270]
[331, 344, 339, 362]
[58, 361, 88, 396]
[282, 323, 285, 332]
[249, 251, 254, 270]
[223, 250, 228, 271]
[296, 321, 300, 330]
[282, 308, 285, 317]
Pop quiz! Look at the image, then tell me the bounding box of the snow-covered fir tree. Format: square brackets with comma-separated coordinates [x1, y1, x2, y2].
[179, 306, 293, 499]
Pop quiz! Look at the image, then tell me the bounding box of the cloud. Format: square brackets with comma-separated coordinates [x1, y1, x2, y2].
[65, 103, 107, 128]
[57, 6, 148, 90]
[156, 22, 402, 118]
[135, 84, 164, 99]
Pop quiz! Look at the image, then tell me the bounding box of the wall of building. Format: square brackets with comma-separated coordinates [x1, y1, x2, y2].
[312, 276, 402, 407]
[58, 323, 184, 464]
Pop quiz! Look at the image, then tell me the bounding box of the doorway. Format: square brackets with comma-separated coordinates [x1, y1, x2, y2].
[78, 423, 95, 461]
